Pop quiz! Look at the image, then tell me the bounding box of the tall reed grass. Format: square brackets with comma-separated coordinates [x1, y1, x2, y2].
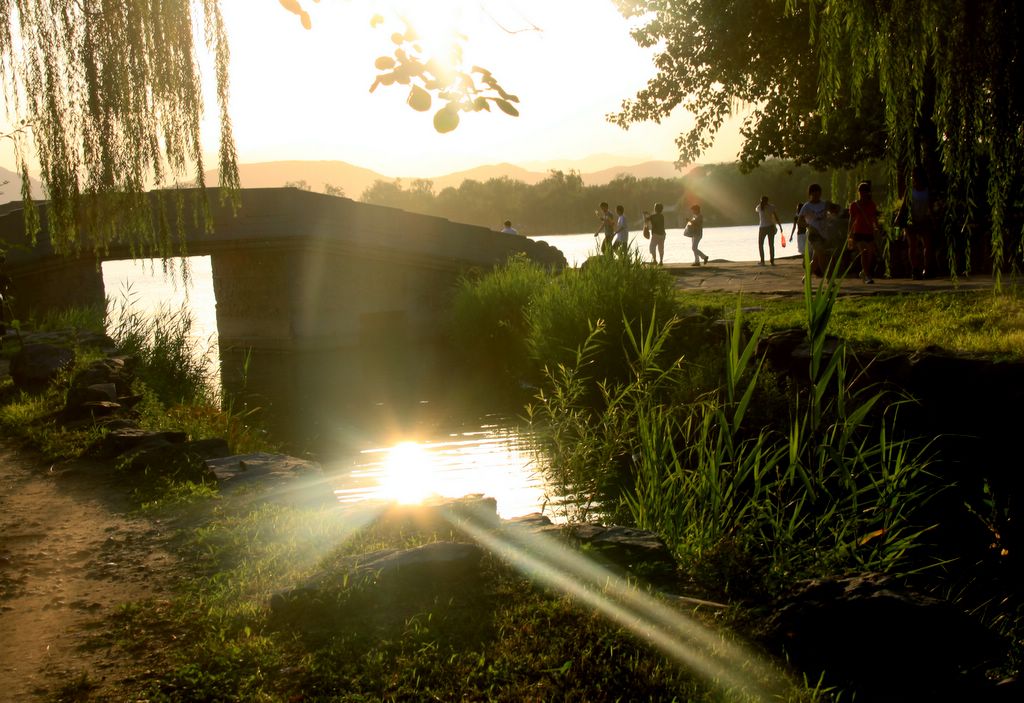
[530, 258, 942, 593]
[105, 289, 216, 406]
[105, 290, 273, 455]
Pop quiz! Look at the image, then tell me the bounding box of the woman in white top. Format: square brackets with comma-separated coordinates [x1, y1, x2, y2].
[613, 205, 629, 251]
[755, 195, 784, 265]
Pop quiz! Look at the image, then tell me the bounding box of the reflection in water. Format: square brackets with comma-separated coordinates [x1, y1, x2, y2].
[100, 257, 554, 519]
[332, 423, 548, 519]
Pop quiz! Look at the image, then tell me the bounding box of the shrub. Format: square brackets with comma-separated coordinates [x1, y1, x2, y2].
[527, 250, 682, 387]
[449, 254, 551, 384]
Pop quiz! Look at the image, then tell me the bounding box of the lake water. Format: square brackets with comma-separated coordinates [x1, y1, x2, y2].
[101, 258, 549, 519]
[99, 226, 773, 519]
[532, 225, 790, 267]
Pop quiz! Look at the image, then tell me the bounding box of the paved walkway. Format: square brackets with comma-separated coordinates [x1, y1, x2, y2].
[662, 255, 1008, 296]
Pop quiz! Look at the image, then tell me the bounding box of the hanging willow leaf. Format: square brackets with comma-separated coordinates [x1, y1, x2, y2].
[0, 0, 238, 256]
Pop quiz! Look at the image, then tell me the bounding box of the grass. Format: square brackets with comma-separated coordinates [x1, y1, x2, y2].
[530, 275, 942, 598]
[107, 498, 829, 702]
[676, 287, 1024, 359]
[4, 261, 1020, 699]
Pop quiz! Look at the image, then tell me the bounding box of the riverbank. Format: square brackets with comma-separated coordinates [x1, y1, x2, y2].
[663, 256, 1006, 296]
[2, 259, 1022, 700]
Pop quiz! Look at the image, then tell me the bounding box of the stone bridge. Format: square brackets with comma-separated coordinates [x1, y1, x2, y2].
[0, 188, 565, 355]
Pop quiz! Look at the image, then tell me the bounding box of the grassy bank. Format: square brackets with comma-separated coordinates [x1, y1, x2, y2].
[0, 299, 272, 467]
[1, 261, 1021, 700]
[676, 287, 1024, 359]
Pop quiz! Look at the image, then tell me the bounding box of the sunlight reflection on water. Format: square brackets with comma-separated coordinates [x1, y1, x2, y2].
[331, 421, 550, 520]
[101, 258, 557, 521]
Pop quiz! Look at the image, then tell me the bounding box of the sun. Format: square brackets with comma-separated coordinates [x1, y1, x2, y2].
[376, 441, 439, 504]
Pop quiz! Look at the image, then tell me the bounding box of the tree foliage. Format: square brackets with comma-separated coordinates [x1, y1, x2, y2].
[358, 160, 886, 235]
[0, 0, 238, 255]
[610, 0, 886, 171]
[613, 0, 1024, 271]
[799, 0, 1024, 271]
[1, 0, 516, 256]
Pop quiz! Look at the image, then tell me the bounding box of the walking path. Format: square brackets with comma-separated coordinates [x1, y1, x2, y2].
[663, 256, 1007, 296]
[0, 440, 177, 701]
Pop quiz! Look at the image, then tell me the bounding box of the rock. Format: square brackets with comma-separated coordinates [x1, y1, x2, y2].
[93, 428, 188, 458]
[374, 494, 500, 532]
[356, 541, 483, 585]
[269, 542, 485, 618]
[70, 358, 133, 396]
[526, 522, 677, 578]
[765, 573, 1006, 701]
[205, 452, 333, 507]
[503, 512, 552, 528]
[8, 343, 75, 392]
[122, 437, 231, 482]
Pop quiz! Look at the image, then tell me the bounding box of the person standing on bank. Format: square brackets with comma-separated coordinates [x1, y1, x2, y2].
[755, 195, 784, 265]
[848, 181, 880, 283]
[594, 201, 615, 253]
[798, 184, 830, 276]
[790, 202, 807, 255]
[500, 220, 519, 235]
[904, 166, 933, 279]
[613, 204, 629, 252]
[645, 202, 668, 265]
[685, 203, 709, 266]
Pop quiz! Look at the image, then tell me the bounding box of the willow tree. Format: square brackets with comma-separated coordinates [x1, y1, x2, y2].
[1, 0, 518, 257]
[0, 0, 237, 256]
[799, 0, 1024, 274]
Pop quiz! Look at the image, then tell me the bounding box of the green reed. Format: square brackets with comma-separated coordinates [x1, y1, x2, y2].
[105, 288, 216, 406]
[533, 257, 941, 592]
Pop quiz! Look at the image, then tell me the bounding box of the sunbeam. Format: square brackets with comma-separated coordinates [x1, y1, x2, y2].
[449, 506, 798, 701]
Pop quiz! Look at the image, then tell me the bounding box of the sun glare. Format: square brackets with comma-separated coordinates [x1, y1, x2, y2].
[376, 441, 439, 504]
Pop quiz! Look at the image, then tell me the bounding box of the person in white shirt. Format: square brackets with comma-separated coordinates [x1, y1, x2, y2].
[500, 220, 520, 235]
[798, 184, 831, 276]
[755, 195, 784, 265]
[613, 205, 629, 251]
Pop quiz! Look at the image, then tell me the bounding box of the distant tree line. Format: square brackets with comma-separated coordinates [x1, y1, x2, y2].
[358, 160, 888, 235]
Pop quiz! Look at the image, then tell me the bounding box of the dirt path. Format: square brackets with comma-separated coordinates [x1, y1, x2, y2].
[0, 440, 178, 702]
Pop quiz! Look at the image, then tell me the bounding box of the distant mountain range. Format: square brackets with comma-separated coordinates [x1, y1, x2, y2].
[203, 158, 688, 199]
[1, 157, 688, 205]
[0, 166, 45, 203]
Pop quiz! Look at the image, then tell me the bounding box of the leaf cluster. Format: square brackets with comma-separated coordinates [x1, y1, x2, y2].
[369, 15, 519, 134]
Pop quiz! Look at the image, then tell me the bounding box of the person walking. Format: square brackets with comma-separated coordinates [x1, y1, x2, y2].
[645, 202, 668, 265]
[594, 202, 615, 254]
[685, 203, 709, 266]
[797, 184, 830, 276]
[790, 202, 807, 255]
[755, 195, 784, 265]
[612, 204, 629, 252]
[848, 181, 880, 283]
[904, 167, 933, 279]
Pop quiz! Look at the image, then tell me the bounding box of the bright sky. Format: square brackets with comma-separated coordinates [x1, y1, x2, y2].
[203, 0, 744, 176]
[1, 1, 745, 180]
